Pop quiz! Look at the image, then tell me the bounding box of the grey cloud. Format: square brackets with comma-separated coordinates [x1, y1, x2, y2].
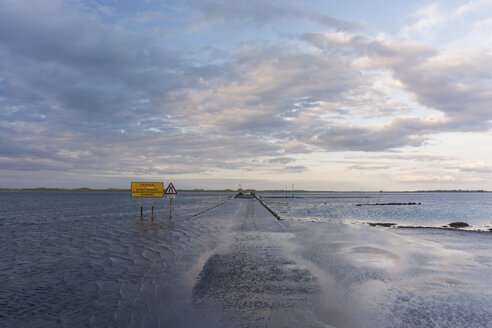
[2, 0, 490, 185]
[191, 0, 359, 31]
[392, 51, 492, 128]
[217, 112, 290, 135]
[308, 117, 440, 151]
[301, 32, 437, 63]
[309, 126, 421, 152]
[193, 0, 305, 25]
[0, 0, 196, 137]
[0, 156, 75, 172]
[317, 15, 361, 31]
[276, 139, 312, 154]
[268, 157, 294, 164]
[458, 167, 492, 174]
[283, 165, 307, 172]
[0, 118, 285, 176]
[302, 32, 492, 134]
[346, 163, 392, 170]
[164, 46, 364, 139]
[361, 154, 455, 162]
[444, 164, 492, 174]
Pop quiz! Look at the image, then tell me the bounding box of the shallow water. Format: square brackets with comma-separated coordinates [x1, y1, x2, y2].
[0, 192, 232, 327]
[0, 191, 491, 327]
[258, 192, 492, 230]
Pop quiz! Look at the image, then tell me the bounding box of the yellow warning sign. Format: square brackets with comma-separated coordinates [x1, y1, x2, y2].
[131, 182, 164, 197]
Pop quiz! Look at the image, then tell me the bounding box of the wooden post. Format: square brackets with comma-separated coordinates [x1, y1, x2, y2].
[151, 198, 154, 220]
[140, 197, 143, 220]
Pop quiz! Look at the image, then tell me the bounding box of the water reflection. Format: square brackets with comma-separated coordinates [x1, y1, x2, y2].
[346, 246, 398, 269]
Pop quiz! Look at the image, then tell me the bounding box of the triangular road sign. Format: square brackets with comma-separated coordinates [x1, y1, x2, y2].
[165, 182, 178, 195]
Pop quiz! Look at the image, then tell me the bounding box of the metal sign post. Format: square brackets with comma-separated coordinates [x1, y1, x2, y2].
[167, 194, 176, 218]
[165, 182, 178, 219]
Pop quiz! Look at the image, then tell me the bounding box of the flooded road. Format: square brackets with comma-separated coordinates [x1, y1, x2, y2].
[1, 193, 491, 327]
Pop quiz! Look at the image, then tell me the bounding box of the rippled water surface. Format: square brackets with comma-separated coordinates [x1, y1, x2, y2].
[258, 192, 492, 230]
[1, 191, 491, 327]
[0, 192, 233, 327]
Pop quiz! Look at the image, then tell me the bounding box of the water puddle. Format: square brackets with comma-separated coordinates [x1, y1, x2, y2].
[345, 246, 398, 269]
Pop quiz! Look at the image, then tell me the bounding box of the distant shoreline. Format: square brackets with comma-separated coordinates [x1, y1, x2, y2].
[0, 188, 233, 193]
[0, 188, 489, 193]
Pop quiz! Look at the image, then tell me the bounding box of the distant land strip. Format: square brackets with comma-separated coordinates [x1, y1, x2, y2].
[0, 188, 235, 193]
[0, 188, 489, 193]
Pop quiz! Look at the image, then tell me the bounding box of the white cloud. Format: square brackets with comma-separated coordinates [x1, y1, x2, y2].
[400, 4, 445, 41]
[400, 0, 492, 43]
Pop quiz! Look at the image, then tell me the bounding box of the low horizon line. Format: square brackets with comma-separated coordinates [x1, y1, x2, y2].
[0, 187, 489, 193]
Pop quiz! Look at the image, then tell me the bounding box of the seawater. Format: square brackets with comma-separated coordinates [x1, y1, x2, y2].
[1, 191, 490, 327]
[0, 191, 233, 327]
[258, 192, 492, 230]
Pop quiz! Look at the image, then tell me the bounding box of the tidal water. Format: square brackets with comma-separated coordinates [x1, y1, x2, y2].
[0, 191, 491, 327]
[259, 191, 492, 230]
[0, 192, 233, 327]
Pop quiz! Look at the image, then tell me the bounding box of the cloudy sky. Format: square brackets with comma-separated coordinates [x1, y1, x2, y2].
[1, 0, 492, 190]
